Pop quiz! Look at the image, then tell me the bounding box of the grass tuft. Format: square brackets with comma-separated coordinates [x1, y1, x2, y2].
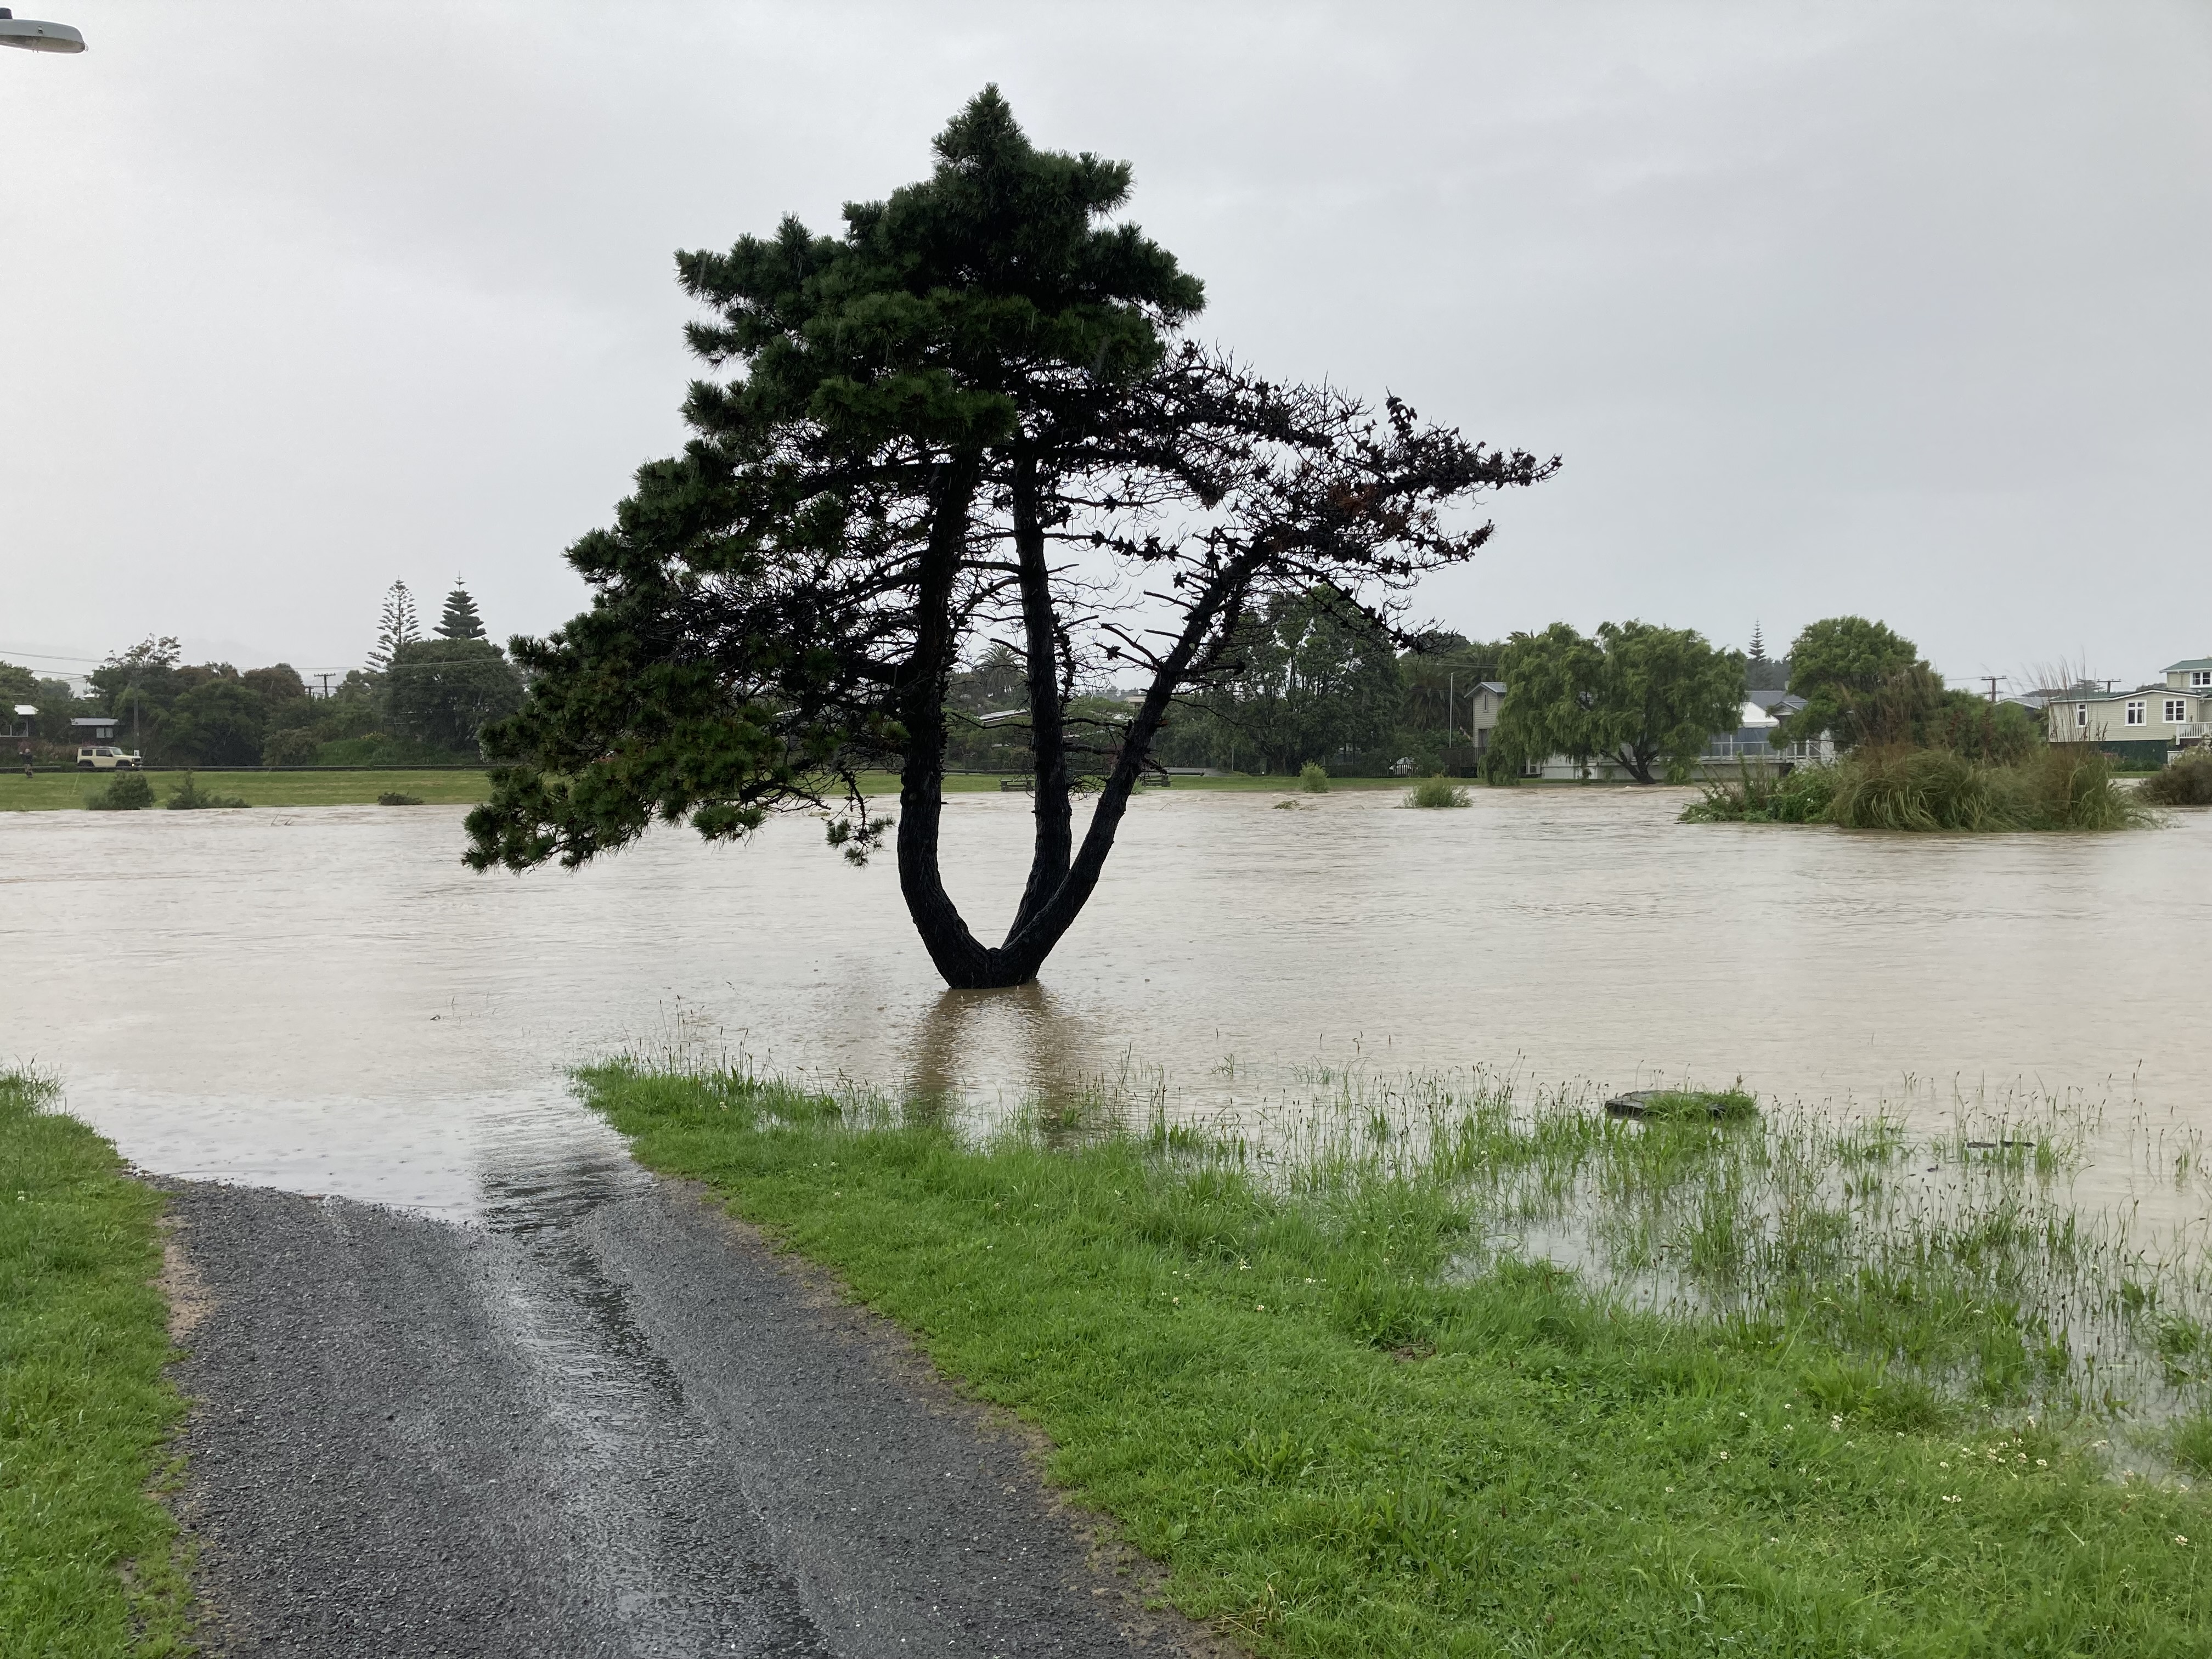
[1298, 761, 1331, 794]
[2140, 750, 2212, 808]
[375, 791, 426, 806]
[165, 772, 250, 810]
[1403, 775, 1471, 809]
[0, 1071, 192, 1655]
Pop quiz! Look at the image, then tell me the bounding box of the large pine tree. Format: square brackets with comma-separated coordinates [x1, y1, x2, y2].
[367, 581, 419, 672]
[436, 584, 487, 641]
[466, 88, 1555, 986]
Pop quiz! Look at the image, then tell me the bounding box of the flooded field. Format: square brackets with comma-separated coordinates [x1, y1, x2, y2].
[4, 787, 2207, 1224]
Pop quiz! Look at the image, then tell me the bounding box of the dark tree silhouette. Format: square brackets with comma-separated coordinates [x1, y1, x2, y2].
[435, 584, 487, 641]
[465, 88, 1556, 987]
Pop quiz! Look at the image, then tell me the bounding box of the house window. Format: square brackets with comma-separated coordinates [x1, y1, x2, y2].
[2166, 699, 2190, 724]
[2075, 703, 2089, 728]
[2194, 671, 2211, 690]
[2126, 701, 2146, 726]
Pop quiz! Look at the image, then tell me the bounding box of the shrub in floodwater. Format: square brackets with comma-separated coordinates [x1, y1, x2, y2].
[376, 791, 426, 806]
[1688, 746, 2147, 833]
[84, 772, 155, 811]
[1404, 775, 1470, 809]
[1828, 746, 2003, 831]
[2006, 742, 2146, 831]
[166, 773, 249, 810]
[2139, 749, 2212, 808]
[1680, 763, 1836, 825]
[1298, 760, 1330, 793]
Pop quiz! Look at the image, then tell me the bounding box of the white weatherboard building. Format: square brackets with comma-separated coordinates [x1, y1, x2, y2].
[2046, 658, 2211, 764]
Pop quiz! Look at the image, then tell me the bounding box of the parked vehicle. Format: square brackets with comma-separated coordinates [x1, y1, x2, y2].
[76, 745, 144, 771]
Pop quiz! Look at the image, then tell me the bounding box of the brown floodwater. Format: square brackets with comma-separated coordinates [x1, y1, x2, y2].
[5, 788, 2207, 1217]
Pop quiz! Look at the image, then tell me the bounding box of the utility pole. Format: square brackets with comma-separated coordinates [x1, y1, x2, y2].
[1981, 676, 2001, 703]
[315, 672, 335, 700]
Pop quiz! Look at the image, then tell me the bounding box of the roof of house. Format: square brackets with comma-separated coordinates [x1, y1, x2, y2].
[2050, 685, 2200, 704]
[69, 715, 117, 727]
[12, 704, 37, 718]
[2166, 658, 2212, 673]
[1474, 680, 1506, 695]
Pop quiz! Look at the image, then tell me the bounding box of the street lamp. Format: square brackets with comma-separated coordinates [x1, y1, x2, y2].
[0, 8, 85, 51]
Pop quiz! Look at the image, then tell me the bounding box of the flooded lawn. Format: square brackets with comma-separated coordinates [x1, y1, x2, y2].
[4, 787, 2207, 1222]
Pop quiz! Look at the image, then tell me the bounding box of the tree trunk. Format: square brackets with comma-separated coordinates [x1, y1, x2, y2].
[1007, 449, 1073, 939]
[894, 458, 998, 987]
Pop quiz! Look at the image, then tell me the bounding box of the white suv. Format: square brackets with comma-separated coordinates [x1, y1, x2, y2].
[76, 745, 144, 770]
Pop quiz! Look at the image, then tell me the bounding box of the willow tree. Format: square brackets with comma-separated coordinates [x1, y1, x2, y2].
[466, 89, 1556, 987]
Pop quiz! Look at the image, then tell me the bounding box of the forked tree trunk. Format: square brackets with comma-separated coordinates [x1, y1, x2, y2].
[893, 465, 1249, 989]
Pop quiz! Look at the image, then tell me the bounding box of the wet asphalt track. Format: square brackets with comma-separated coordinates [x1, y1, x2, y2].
[163, 1177, 1214, 1658]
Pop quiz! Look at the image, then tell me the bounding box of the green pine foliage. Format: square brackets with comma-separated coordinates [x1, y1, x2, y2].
[434, 585, 487, 641]
[465, 87, 1553, 988]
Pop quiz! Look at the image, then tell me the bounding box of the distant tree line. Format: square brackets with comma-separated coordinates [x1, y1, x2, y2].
[930, 602, 2044, 782]
[3, 582, 523, 767]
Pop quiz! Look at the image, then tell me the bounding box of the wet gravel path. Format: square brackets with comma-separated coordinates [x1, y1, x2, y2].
[163, 1178, 1212, 1658]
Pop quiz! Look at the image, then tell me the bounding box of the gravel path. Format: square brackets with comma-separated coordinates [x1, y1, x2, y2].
[163, 1177, 1215, 1658]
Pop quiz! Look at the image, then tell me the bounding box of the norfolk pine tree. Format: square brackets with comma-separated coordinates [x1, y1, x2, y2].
[465, 89, 1555, 986]
[435, 584, 488, 641]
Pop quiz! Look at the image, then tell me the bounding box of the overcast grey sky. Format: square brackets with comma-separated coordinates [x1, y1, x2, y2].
[3, 2, 2205, 689]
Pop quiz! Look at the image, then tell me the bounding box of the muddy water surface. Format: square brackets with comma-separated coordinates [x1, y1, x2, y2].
[5, 789, 2206, 1216]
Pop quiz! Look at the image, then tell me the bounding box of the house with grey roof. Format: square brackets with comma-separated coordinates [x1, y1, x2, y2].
[2046, 658, 2210, 764]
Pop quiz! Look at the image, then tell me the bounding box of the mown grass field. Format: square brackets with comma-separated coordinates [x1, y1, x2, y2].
[0, 768, 492, 811]
[585, 1063, 2211, 1658]
[0, 1073, 191, 1656]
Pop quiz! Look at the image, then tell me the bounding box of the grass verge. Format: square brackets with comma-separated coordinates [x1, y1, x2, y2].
[1, 768, 492, 812]
[584, 1063, 2210, 1656]
[0, 1072, 190, 1655]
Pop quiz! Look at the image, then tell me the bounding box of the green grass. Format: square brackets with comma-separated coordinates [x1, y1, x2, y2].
[1, 768, 492, 811]
[0, 1073, 191, 1655]
[583, 1063, 2212, 1656]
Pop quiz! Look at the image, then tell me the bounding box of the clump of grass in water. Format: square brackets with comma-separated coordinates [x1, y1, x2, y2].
[83, 772, 154, 811]
[1403, 774, 1470, 809]
[1682, 761, 1837, 824]
[166, 771, 250, 809]
[585, 1058, 2212, 1653]
[1297, 760, 1330, 793]
[2140, 749, 2212, 808]
[1685, 745, 2151, 832]
[376, 790, 426, 806]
